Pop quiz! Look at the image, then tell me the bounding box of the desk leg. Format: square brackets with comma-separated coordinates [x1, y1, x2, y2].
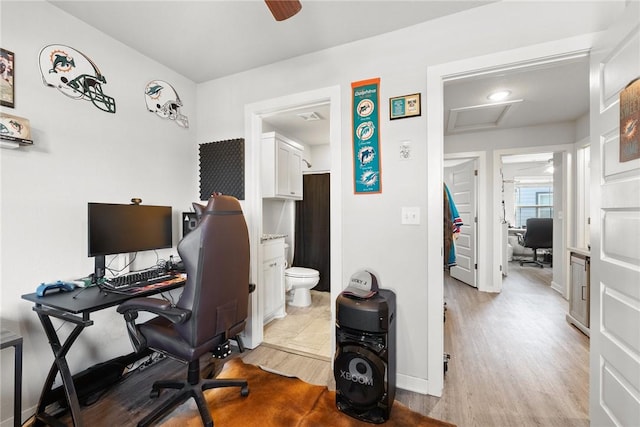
[14, 339, 22, 427]
[34, 312, 86, 427]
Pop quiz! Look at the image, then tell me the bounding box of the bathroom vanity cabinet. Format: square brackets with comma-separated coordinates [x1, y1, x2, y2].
[261, 132, 304, 200]
[567, 249, 590, 336]
[261, 237, 286, 324]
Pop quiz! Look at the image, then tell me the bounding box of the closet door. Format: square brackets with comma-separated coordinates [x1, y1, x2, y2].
[447, 159, 477, 288]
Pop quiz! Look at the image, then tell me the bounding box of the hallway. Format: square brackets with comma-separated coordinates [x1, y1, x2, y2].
[424, 262, 590, 426]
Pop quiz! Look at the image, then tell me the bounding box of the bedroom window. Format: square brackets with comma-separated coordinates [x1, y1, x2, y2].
[514, 185, 553, 228]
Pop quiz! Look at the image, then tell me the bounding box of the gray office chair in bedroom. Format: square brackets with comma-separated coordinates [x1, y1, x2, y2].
[519, 217, 553, 268]
[117, 195, 250, 427]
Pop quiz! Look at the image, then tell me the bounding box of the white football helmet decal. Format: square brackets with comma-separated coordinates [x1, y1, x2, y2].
[144, 80, 189, 128]
[39, 44, 116, 113]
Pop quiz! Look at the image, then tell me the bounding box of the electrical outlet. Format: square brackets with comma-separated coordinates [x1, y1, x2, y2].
[400, 140, 412, 160]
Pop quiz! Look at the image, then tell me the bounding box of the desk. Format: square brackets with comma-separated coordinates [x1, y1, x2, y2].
[1, 329, 23, 427]
[507, 227, 526, 235]
[21, 278, 185, 427]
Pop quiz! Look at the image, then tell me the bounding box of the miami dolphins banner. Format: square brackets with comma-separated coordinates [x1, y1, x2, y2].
[352, 78, 381, 194]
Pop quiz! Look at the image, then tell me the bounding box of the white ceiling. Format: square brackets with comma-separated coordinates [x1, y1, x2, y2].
[48, 1, 590, 148]
[48, 0, 493, 83]
[444, 55, 590, 135]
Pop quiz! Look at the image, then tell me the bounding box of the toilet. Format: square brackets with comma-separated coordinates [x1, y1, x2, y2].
[284, 243, 320, 308]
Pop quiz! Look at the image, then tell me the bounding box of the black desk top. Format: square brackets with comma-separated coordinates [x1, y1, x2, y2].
[21, 277, 186, 314]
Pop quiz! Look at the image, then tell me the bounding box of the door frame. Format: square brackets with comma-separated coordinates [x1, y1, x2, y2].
[493, 144, 573, 297]
[242, 85, 342, 350]
[426, 34, 595, 396]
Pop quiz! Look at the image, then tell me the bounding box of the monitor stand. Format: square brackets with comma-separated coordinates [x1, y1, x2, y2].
[94, 255, 105, 283]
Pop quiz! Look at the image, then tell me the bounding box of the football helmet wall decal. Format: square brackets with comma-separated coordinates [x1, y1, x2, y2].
[144, 80, 189, 128]
[39, 44, 116, 114]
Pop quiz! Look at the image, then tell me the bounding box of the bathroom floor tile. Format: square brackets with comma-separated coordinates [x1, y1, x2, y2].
[263, 290, 332, 360]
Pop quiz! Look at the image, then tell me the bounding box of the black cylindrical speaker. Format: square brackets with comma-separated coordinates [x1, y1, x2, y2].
[334, 289, 396, 424]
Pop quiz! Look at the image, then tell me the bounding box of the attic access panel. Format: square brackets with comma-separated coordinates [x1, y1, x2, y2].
[447, 99, 523, 133]
[199, 138, 244, 200]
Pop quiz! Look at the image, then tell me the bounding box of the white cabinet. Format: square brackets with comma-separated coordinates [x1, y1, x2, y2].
[261, 132, 304, 200]
[261, 238, 286, 324]
[567, 251, 590, 336]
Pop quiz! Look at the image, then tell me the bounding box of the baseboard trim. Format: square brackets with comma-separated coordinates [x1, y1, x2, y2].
[550, 280, 564, 297]
[397, 372, 429, 395]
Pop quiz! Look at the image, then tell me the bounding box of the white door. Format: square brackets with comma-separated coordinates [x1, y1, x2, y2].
[447, 159, 477, 287]
[589, 3, 640, 425]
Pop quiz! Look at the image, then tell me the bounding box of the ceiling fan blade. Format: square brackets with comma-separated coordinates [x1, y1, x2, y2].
[265, 0, 302, 21]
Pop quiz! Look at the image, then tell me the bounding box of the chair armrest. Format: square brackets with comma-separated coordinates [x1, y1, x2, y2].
[117, 297, 191, 324]
[117, 298, 191, 353]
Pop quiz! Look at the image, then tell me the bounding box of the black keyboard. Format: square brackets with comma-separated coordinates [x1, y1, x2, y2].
[103, 269, 176, 290]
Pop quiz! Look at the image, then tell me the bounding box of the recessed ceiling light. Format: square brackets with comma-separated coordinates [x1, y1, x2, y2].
[487, 90, 511, 101]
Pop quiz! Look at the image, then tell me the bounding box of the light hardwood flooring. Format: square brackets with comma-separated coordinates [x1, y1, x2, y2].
[26, 262, 588, 426]
[430, 262, 590, 426]
[246, 262, 590, 427]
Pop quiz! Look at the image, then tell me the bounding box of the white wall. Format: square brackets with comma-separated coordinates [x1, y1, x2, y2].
[0, 2, 197, 424]
[308, 144, 330, 173]
[575, 112, 590, 141]
[195, 1, 620, 395]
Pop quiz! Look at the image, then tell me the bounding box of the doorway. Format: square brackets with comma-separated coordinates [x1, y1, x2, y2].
[426, 35, 596, 396]
[262, 171, 332, 359]
[242, 86, 341, 356]
[496, 146, 572, 297]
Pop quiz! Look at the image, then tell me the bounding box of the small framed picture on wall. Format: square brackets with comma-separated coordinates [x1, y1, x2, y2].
[389, 93, 421, 120]
[0, 48, 15, 108]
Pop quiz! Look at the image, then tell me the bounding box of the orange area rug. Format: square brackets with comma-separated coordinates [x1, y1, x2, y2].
[160, 358, 454, 426]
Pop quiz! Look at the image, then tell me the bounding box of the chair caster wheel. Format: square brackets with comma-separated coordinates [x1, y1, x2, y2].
[241, 386, 249, 397]
[150, 389, 160, 398]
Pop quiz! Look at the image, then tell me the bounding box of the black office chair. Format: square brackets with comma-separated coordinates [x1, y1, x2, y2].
[117, 195, 250, 427]
[519, 218, 553, 268]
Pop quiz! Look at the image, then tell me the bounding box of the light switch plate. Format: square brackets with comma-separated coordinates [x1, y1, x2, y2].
[401, 207, 420, 225]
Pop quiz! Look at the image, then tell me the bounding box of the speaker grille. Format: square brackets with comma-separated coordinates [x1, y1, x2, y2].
[335, 289, 396, 424]
[335, 345, 387, 407]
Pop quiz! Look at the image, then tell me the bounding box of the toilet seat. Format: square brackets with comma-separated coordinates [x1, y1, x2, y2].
[285, 267, 319, 278]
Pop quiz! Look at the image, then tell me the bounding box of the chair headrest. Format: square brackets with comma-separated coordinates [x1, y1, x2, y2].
[192, 195, 242, 221]
[203, 194, 242, 214]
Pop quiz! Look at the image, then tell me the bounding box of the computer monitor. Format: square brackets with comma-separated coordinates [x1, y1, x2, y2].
[88, 202, 172, 279]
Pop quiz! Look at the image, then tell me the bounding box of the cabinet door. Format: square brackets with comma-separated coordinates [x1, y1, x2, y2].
[276, 142, 290, 197]
[263, 259, 275, 323]
[262, 239, 286, 324]
[570, 256, 588, 326]
[289, 148, 303, 198]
